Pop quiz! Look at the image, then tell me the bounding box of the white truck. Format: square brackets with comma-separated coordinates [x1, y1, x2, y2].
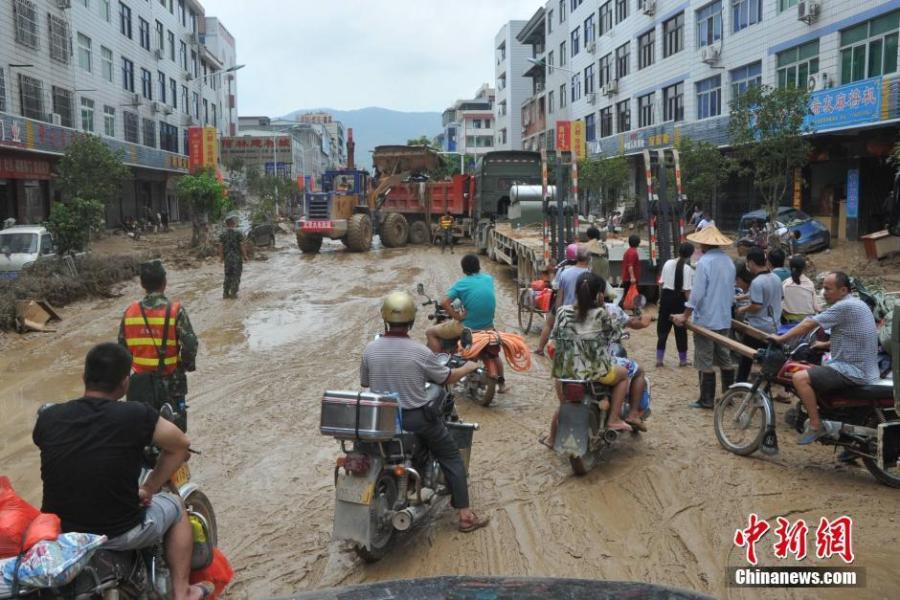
[0, 225, 57, 280]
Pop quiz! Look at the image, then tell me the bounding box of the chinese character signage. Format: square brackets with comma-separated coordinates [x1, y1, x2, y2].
[571, 120, 586, 160]
[846, 168, 859, 219]
[203, 127, 218, 169]
[188, 127, 205, 172]
[556, 121, 571, 152]
[805, 77, 882, 132]
[0, 157, 52, 179]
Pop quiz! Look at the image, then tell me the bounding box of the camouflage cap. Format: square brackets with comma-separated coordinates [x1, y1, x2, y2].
[139, 259, 166, 281]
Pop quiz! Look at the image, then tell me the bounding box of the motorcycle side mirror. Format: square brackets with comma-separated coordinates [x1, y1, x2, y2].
[416, 283, 425, 296]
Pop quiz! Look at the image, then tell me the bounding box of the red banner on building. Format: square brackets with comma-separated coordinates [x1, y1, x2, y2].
[188, 127, 204, 172]
[556, 121, 571, 152]
[297, 176, 304, 191]
[0, 156, 52, 179]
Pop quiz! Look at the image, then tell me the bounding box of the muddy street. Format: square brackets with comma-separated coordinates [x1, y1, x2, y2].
[1, 239, 898, 600]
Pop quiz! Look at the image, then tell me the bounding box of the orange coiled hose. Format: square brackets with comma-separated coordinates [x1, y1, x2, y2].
[458, 330, 532, 372]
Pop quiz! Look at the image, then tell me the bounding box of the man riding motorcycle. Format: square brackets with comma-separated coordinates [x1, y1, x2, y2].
[32, 343, 211, 600]
[425, 254, 508, 393]
[769, 271, 881, 444]
[361, 292, 490, 533]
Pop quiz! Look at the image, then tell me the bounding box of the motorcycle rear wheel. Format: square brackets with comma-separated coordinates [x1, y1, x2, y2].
[468, 374, 496, 407]
[354, 474, 397, 563]
[185, 490, 218, 548]
[517, 288, 535, 334]
[569, 453, 597, 476]
[569, 406, 601, 476]
[862, 412, 900, 488]
[715, 388, 768, 456]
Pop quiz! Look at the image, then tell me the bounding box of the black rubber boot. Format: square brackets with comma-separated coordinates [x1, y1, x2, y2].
[690, 372, 716, 409]
[720, 369, 736, 397]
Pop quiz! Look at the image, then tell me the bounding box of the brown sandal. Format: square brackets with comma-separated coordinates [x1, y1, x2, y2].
[624, 419, 647, 433]
[459, 514, 490, 533]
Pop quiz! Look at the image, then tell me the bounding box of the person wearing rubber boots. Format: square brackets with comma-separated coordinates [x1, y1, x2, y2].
[218, 212, 248, 299]
[672, 226, 736, 409]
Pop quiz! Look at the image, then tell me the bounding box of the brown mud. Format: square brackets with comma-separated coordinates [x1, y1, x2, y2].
[1, 236, 898, 600]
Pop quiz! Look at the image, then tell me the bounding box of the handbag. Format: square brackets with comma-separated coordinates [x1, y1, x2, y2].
[126, 302, 172, 412]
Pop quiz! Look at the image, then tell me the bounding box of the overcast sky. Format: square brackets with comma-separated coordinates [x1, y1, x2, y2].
[208, 0, 545, 116]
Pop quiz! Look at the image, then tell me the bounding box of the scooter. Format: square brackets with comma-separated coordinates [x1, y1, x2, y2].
[321, 359, 479, 561]
[417, 283, 502, 406]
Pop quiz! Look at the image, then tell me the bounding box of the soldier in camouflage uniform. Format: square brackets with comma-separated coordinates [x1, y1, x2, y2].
[218, 213, 248, 299]
[118, 260, 198, 431]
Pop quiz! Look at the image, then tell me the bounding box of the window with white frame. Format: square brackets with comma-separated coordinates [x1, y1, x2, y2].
[14, 0, 38, 49]
[599, 53, 612, 87]
[584, 14, 595, 45]
[139, 17, 150, 50]
[730, 61, 761, 97]
[776, 40, 818, 88]
[560, 41, 567, 66]
[142, 117, 156, 148]
[600, 106, 612, 137]
[192, 92, 199, 118]
[615, 42, 629, 79]
[181, 85, 188, 114]
[170, 78, 177, 108]
[547, 9, 553, 33]
[638, 29, 654, 69]
[52, 86, 74, 127]
[80, 97, 95, 132]
[101, 46, 113, 82]
[571, 26, 580, 56]
[122, 57, 134, 92]
[585, 113, 596, 141]
[99, 0, 110, 21]
[585, 64, 595, 95]
[548, 50, 555, 73]
[49, 15, 71, 64]
[78, 33, 92, 72]
[155, 20, 163, 49]
[733, 0, 762, 33]
[616, 99, 631, 132]
[548, 90, 555, 113]
[599, 1, 612, 35]
[840, 11, 899, 84]
[663, 12, 684, 57]
[103, 105, 115, 136]
[168, 31, 175, 61]
[778, 0, 797, 12]
[560, 83, 567, 108]
[158, 71, 166, 103]
[0, 69, 6, 112]
[179, 41, 188, 70]
[559, 0, 566, 22]
[141, 68, 152, 100]
[18, 74, 44, 120]
[615, 0, 628, 24]
[696, 75, 721, 119]
[571, 73, 581, 102]
[160, 122, 178, 152]
[663, 82, 684, 122]
[696, 1, 722, 47]
[123, 111, 139, 143]
[119, 2, 132, 39]
[638, 92, 654, 127]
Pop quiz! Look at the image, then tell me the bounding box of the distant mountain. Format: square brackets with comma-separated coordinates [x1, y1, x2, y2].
[281, 107, 442, 169]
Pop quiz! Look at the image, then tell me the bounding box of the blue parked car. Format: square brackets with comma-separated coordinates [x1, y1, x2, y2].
[737, 206, 831, 254]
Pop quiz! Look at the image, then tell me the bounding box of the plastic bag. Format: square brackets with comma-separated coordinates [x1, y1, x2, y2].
[622, 285, 638, 311]
[23, 514, 60, 552]
[0, 477, 39, 558]
[1, 532, 106, 588]
[189, 548, 234, 600]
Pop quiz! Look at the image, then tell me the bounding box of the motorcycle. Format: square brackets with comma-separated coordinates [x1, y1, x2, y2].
[416, 283, 502, 406]
[714, 337, 900, 488]
[14, 403, 218, 599]
[320, 359, 479, 562]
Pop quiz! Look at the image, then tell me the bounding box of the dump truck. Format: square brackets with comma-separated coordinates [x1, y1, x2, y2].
[376, 174, 475, 245]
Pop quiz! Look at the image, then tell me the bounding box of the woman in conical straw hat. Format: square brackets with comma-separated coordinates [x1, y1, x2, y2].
[673, 225, 737, 409]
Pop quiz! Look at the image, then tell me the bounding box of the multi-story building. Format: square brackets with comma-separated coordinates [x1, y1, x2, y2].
[520, 0, 900, 239]
[440, 84, 496, 165]
[0, 0, 237, 226]
[494, 20, 531, 150]
[518, 8, 549, 151]
[299, 112, 346, 169]
[202, 16, 238, 137]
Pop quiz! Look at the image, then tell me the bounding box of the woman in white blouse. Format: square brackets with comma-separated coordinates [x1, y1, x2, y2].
[782, 255, 821, 324]
[656, 242, 695, 367]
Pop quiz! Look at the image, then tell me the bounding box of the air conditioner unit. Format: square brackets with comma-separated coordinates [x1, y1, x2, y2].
[587, 41, 597, 54]
[797, 0, 821, 24]
[602, 81, 618, 96]
[132, 93, 142, 106]
[183, 116, 195, 126]
[162, 106, 173, 115]
[807, 71, 831, 91]
[642, 0, 656, 16]
[154, 48, 164, 60]
[586, 92, 597, 105]
[50, 113, 62, 125]
[56, 0, 70, 9]
[151, 101, 161, 113]
[184, 72, 194, 81]
[700, 44, 721, 64]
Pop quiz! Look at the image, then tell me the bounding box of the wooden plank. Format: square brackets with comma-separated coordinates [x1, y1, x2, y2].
[731, 319, 770, 342]
[684, 321, 759, 359]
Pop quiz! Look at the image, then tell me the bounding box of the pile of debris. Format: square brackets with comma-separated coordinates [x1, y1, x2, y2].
[0, 254, 145, 332]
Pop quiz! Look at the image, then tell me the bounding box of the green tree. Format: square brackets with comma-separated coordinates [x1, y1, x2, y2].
[676, 137, 731, 216]
[175, 168, 230, 246]
[579, 154, 630, 215]
[47, 197, 106, 255]
[729, 84, 811, 242]
[56, 134, 130, 206]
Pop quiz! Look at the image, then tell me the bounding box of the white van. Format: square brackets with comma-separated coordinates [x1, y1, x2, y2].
[0, 226, 56, 279]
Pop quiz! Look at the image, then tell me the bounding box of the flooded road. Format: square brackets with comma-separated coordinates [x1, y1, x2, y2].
[1, 238, 898, 600]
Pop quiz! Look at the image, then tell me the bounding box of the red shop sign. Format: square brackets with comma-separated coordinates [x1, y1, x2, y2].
[0, 156, 53, 179]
